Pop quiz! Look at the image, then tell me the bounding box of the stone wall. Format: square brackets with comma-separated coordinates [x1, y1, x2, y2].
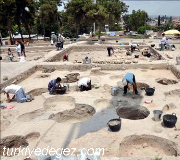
[149, 47, 166, 60]
[0, 66, 38, 89]
[169, 65, 180, 79]
[2, 63, 180, 89]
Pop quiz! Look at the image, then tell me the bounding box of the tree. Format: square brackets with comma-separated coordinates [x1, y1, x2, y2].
[158, 15, 161, 26]
[65, 0, 94, 37]
[38, 0, 62, 37]
[0, 0, 37, 43]
[137, 26, 152, 34]
[123, 10, 148, 31]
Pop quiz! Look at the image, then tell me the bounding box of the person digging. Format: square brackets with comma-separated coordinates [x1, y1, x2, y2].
[78, 77, 91, 91]
[48, 77, 62, 94]
[122, 73, 138, 99]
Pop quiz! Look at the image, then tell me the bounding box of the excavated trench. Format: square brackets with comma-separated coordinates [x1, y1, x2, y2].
[119, 135, 179, 157]
[52, 104, 96, 123]
[26, 88, 48, 96]
[18, 96, 96, 123]
[0, 132, 40, 156]
[0, 135, 28, 156]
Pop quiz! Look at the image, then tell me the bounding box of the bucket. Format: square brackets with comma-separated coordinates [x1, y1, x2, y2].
[107, 118, 121, 132]
[153, 110, 163, 122]
[63, 84, 69, 91]
[111, 87, 118, 96]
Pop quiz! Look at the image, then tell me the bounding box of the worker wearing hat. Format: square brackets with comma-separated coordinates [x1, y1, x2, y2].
[122, 73, 138, 98]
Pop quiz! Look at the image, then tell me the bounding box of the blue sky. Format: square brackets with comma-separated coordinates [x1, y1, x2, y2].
[124, 1, 180, 16]
[59, 1, 180, 17]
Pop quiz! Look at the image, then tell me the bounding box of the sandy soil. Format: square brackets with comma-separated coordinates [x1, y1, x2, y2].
[1, 39, 180, 160]
[1, 68, 180, 159]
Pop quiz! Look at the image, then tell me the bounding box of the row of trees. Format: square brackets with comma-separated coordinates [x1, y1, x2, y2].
[0, 0, 128, 42]
[0, 0, 61, 43]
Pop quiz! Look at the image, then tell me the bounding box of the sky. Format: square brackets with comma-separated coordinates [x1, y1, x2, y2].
[124, 1, 180, 17]
[59, 1, 180, 17]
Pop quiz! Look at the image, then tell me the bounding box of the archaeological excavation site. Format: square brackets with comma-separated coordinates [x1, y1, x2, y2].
[1, 39, 180, 160]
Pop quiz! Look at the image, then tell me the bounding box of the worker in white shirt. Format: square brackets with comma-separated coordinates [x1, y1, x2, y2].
[160, 33, 166, 51]
[2, 85, 29, 103]
[16, 42, 21, 58]
[129, 43, 140, 52]
[78, 77, 91, 91]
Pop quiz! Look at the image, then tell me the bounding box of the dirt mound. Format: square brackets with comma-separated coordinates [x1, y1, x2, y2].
[119, 134, 178, 157]
[62, 73, 80, 83]
[42, 68, 55, 73]
[0, 135, 28, 156]
[36, 74, 50, 78]
[116, 105, 150, 120]
[26, 88, 48, 96]
[156, 78, 178, 85]
[165, 89, 180, 97]
[52, 104, 96, 123]
[136, 82, 149, 90]
[0, 120, 11, 132]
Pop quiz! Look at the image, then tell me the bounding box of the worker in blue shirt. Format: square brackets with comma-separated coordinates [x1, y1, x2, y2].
[122, 73, 138, 98]
[48, 77, 62, 94]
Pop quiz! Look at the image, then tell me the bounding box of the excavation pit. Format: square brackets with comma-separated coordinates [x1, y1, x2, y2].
[17, 109, 46, 122]
[52, 104, 96, 123]
[156, 78, 178, 85]
[43, 96, 75, 113]
[119, 135, 179, 157]
[116, 105, 150, 120]
[26, 88, 48, 96]
[165, 89, 180, 97]
[25, 132, 40, 141]
[0, 135, 29, 156]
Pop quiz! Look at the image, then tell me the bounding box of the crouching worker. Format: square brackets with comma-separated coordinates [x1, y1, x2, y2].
[62, 54, 68, 61]
[78, 77, 91, 91]
[48, 77, 62, 94]
[122, 73, 138, 98]
[2, 85, 29, 103]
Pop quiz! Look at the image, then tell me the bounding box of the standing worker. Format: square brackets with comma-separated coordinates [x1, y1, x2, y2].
[59, 35, 64, 49]
[107, 46, 114, 57]
[16, 42, 21, 58]
[8, 48, 14, 62]
[122, 73, 138, 98]
[160, 33, 166, 51]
